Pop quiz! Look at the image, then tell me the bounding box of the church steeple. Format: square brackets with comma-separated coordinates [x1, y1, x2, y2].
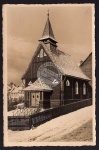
[39, 11, 58, 50]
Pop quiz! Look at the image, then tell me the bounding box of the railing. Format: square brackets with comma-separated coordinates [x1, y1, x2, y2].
[8, 99, 92, 130]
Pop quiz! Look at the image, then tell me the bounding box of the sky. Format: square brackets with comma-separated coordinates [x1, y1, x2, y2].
[5, 4, 94, 85]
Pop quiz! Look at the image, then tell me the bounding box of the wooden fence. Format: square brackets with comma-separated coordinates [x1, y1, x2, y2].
[8, 99, 92, 130]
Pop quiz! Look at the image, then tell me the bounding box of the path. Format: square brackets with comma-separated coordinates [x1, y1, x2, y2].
[8, 105, 93, 142]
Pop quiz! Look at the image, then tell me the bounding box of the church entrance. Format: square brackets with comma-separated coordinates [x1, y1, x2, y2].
[31, 92, 40, 107]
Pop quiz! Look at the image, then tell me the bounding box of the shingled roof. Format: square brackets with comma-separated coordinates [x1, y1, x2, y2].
[22, 13, 90, 81]
[42, 42, 90, 80]
[22, 41, 90, 81]
[39, 14, 57, 43]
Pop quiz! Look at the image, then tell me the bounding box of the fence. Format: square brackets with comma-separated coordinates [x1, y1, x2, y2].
[8, 99, 92, 130]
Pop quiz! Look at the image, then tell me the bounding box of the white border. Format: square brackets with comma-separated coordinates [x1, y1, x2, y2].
[3, 4, 95, 146]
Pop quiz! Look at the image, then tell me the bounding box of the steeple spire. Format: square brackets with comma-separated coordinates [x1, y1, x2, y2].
[39, 11, 57, 44]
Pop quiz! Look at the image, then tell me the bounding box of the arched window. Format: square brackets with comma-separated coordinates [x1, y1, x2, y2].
[28, 81, 32, 86]
[66, 80, 70, 86]
[37, 54, 39, 57]
[75, 82, 79, 94]
[83, 83, 86, 95]
[44, 52, 47, 56]
[40, 49, 44, 58]
[22, 79, 25, 85]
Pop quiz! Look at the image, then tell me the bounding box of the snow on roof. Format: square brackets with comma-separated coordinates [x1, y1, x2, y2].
[41, 42, 90, 80]
[23, 78, 52, 91]
[11, 87, 19, 93]
[10, 86, 24, 93]
[22, 42, 90, 81]
[7, 85, 11, 91]
[17, 86, 24, 91]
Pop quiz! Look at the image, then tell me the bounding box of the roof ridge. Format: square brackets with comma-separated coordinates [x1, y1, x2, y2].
[80, 52, 92, 67]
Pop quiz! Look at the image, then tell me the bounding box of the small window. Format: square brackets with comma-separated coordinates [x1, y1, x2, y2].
[75, 82, 79, 94]
[37, 95, 39, 98]
[83, 83, 86, 95]
[37, 54, 39, 57]
[66, 80, 70, 86]
[28, 81, 32, 86]
[33, 95, 34, 98]
[22, 79, 25, 85]
[40, 49, 43, 58]
[44, 52, 47, 56]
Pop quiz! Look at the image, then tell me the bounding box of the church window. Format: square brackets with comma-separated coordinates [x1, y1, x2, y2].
[83, 83, 86, 95]
[37, 54, 39, 57]
[28, 81, 32, 86]
[75, 82, 79, 94]
[22, 79, 25, 85]
[40, 49, 44, 58]
[44, 52, 47, 56]
[66, 80, 70, 86]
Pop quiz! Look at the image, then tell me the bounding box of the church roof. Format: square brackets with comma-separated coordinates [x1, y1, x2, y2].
[39, 14, 57, 43]
[23, 78, 52, 91]
[22, 42, 90, 81]
[41, 42, 90, 80]
[22, 13, 90, 81]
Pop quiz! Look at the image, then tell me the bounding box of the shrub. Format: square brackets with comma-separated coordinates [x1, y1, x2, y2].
[8, 98, 25, 111]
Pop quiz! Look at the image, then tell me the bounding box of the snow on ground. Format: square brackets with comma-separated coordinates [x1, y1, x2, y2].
[7, 108, 39, 116]
[8, 106, 93, 142]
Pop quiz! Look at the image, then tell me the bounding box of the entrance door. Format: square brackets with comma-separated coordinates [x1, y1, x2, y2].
[35, 92, 40, 106]
[31, 92, 40, 107]
[31, 93, 35, 107]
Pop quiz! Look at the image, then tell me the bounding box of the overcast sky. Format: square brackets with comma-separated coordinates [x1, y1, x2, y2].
[5, 4, 94, 85]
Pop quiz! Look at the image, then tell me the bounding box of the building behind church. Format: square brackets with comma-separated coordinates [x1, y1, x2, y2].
[80, 52, 92, 98]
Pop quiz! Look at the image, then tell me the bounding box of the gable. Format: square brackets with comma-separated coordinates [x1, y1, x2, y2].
[80, 53, 92, 80]
[34, 45, 48, 62]
[22, 43, 51, 80]
[22, 41, 89, 82]
[80, 53, 92, 67]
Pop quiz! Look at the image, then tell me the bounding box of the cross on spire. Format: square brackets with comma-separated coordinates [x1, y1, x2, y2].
[47, 9, 49, 19]
[39, 10, 57, 43]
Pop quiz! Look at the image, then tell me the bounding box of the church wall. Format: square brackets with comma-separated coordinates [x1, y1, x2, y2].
[24, 46, 51, 87]
[43, 92, 50, 108]
[50, 84, 61, 108]
[80, 53, 92, 98]
[64, 76, 72, 101]
[64, 76, 88, 103]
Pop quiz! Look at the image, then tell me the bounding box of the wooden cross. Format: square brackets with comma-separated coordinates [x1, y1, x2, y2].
[47, 9, 49, 18]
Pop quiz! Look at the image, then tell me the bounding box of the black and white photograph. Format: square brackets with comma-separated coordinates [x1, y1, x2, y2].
[3, 4, 95, 146]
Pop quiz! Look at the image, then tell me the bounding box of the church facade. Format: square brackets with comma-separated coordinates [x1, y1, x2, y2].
[22, 13, 91, 109]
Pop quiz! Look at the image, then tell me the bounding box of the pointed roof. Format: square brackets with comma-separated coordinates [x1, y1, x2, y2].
[22, 42, 90, 81]
[39, 13, 57, 43]
[80, 52, 92, 67]
[23, 78, 53, 91]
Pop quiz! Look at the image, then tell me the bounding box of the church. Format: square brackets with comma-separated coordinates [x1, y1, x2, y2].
[22, 12, 91, 109]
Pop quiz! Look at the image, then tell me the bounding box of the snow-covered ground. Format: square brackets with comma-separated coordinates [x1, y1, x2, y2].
[8, 106, 93, 142]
